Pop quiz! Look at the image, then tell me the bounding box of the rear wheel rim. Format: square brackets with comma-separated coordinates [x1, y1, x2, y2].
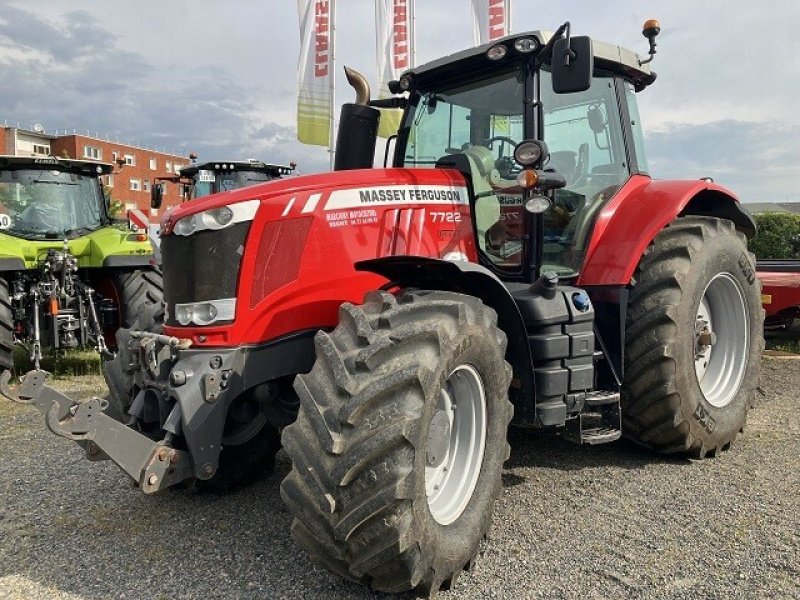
[425, 364, 487, 526]
[694, 272, 749, 408]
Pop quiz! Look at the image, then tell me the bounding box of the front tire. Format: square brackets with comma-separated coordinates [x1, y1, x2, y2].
[0, 276, 13, 372]
[280, 290, 513, 595]
[622, 217, 764, 457]
[103, 268, 164, 420]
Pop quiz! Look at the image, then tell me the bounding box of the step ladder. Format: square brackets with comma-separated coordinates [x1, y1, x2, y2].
[563, 390, 621, 445]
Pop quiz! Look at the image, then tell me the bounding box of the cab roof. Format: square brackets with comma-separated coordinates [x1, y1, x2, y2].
[179, 160, 295, 177]
[0, 155, 114, 175]
[404, 30, 655, 92]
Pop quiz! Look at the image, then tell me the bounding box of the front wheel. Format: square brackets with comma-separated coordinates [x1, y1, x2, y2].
[102, 268, 164, 420]
[622, 217, 764, 457]
[280, 290, 513, 595]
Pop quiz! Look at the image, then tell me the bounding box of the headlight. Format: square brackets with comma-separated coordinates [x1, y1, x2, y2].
[173, 215, 196, 236]
[172, 199, 260, 236]
[514, 37, 539, 53]
[514, 140, 547, 167]
[174, 298, 236, 326]
[525, 195, 551, 214]
[486, 44, 507, 61]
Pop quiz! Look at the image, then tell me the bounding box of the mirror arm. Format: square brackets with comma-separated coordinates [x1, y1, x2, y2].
[533, 21, 570, 70]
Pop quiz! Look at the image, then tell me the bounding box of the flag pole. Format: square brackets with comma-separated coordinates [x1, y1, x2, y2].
[329, 0, 337, 170]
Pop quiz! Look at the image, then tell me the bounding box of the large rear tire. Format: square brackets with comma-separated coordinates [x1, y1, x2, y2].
[622, 217, 764, 458]
[102, 268, 164, 420]
[0, 276, 13, 372]
[281, 290, 513, 595]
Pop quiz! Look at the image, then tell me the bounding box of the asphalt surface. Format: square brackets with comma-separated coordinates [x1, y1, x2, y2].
[0, 358, 797, 600]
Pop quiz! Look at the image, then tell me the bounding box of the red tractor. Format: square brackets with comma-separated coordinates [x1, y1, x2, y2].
[4, 22, 763, 596]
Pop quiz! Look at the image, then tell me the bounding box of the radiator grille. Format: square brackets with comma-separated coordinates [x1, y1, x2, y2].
[161, 221, 251, 326]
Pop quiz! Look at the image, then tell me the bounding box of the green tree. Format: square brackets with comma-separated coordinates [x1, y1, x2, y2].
[750, 212, 800, 259]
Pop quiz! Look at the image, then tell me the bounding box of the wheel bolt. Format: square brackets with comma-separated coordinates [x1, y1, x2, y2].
[147, 474, 158, 486]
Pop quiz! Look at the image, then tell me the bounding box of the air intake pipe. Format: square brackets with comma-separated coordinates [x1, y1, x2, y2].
[334, 67, 380, 171]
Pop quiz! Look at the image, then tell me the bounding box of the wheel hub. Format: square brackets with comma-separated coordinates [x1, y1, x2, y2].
[693, 273, 749, 408]
[425, 365, 487, 526]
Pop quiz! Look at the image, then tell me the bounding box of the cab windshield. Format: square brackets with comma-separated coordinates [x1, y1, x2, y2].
[191, 169, 277, 199]
[0, 169, 105, 239]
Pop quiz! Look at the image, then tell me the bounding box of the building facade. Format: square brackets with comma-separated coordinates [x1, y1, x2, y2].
[1, 123, 188, 218]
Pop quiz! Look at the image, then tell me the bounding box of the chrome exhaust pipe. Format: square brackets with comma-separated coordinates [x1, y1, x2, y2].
[344, 66, 370, 106]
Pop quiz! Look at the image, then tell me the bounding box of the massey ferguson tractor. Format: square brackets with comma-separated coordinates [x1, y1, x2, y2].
[0, 156, 162, 389]
[3, 22, 763, 596]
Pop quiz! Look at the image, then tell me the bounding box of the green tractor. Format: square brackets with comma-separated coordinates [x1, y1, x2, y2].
[0, 156, 162, 396]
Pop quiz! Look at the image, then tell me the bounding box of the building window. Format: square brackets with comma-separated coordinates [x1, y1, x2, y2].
[33, 144, 50, 155]
[112, 151, 119, 162]
[84, 145, 102, 160]
[105, 174, 114, 188]
[165, 161, 172, 173]
[130, 179, 141, 191]
[149, 157, 157, 170]
[124, 154, 136, 166]
[143, 180, 150, 192]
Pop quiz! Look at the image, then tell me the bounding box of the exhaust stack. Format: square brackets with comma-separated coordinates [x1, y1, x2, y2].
[334, 66, 380, 171]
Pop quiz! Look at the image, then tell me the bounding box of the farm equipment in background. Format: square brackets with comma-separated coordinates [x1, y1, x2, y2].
[757, 259, 800, 332]
[3, 21, 764, 596]
[150, 158, 296, 207]
[0, 156, 163, 387]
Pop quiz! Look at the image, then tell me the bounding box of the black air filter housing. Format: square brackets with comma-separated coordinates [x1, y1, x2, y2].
[334, 103, 380, 171]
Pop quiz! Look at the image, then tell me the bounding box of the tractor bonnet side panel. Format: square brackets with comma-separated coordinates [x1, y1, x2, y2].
[161, 168, 476, 346]
[578, 176, 745, 286]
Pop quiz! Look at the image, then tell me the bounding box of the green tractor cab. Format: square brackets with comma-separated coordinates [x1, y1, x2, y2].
[150, 159, 296, 207]
[0, 156, 163, 385]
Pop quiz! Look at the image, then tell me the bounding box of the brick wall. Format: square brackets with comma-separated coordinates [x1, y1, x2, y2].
[51, 135, 188, 217]
[0, 127, 6, 154]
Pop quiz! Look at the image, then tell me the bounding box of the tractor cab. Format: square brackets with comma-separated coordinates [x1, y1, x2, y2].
[151, 159, 296, 207]
[0, 156, 114, 240]
[390, 28, 655, 280]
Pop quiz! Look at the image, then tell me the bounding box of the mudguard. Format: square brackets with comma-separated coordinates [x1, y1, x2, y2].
[579, 175, 755, 286]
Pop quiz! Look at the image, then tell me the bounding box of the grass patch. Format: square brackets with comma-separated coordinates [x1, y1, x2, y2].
[12, 345, 102, 378]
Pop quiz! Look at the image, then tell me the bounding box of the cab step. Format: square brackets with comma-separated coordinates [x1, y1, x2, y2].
[563, 390, 621, 445]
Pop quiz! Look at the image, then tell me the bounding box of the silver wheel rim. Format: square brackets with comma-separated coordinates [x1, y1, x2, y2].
[694, 272, 749, 408]
[425, 364, 487, 526]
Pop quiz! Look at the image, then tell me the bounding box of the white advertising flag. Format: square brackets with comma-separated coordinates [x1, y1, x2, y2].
[471, 0, 511, 46]
[376, 0, 415, 138]
[297, 0, 335, 147]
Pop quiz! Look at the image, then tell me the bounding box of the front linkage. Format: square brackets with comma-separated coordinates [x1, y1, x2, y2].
[0, 330, 209, 493]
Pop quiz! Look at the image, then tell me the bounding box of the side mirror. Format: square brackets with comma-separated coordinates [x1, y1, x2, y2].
[150, 182, 163, 209]
[551, 36, 593, 94]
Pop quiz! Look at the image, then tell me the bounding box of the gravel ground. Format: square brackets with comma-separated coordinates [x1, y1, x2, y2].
[0, 359, 798, 600]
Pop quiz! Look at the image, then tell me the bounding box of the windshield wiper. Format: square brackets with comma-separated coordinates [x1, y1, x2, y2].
[62, 226, 96, 237]
[32, 180, 79, 185]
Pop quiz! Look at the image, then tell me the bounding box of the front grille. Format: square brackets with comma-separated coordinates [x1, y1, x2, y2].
[161, 221, 251, 326]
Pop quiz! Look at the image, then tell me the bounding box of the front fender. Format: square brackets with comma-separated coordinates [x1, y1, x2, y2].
[579, 175, 755, 286]
[356, 256, 536, 421]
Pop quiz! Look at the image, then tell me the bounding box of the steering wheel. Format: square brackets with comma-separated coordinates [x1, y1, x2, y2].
[483, 135, 519, 178]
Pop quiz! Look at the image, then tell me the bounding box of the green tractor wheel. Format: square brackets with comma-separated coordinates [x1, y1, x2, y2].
[0, 277, 13, 372]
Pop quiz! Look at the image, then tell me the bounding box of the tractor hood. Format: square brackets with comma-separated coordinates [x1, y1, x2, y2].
[0, 226, 155, 271]
[160, 168, 469, 233]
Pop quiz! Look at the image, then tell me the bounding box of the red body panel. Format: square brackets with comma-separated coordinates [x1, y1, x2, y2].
[578, 176, 741, 286]
[758, 271, 800, 318]
[162, 168, 476, 347]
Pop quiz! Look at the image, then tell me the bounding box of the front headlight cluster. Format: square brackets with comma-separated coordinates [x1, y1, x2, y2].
[174, 298, 236, 326]
[172, 199, 259, 236]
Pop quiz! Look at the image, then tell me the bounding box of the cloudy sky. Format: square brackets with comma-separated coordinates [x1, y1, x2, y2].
[1, 0, 798, 203]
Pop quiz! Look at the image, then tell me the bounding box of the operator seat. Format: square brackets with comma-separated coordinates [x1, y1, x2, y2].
[436, 146, 501, 252]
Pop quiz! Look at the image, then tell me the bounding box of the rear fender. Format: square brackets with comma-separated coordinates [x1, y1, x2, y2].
[579, 176, 755, 286]
[356, 256, 536, 421]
